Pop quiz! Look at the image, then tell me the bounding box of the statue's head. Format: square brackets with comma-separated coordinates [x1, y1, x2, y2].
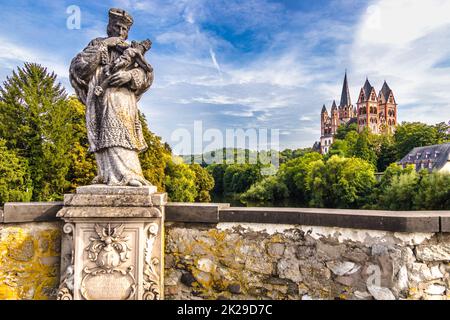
[107, 8, 133, 40]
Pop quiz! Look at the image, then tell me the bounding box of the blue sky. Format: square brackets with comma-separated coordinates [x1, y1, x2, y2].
[1, 0, 450, 153]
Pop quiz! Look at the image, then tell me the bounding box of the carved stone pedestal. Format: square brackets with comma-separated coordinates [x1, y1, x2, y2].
[56, 185, 166, 300]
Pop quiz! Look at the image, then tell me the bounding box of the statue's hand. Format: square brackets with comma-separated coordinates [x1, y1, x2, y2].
[109, 70, 132, 87]
[103, 37, 125, 47]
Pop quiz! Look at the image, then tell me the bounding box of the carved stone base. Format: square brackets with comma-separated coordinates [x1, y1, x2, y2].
[56, 185, 166, 300]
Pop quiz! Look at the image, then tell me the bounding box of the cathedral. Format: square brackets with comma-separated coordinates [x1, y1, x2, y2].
[319, 72, 398, 154]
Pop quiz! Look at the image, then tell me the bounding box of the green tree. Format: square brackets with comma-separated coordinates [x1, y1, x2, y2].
[0, 63, 76, 200]
[207, 164, 228, 194]
[377, 169, 421, 210]
[306, 156, 376, 208]
[223, 164, 262, 194]
[279, 152, 322, 203]
[164, 159, 197, 202]
[434, 122, 450, 144]
[279, 148, 313, 163]
[241, 175, 288, 202]
[65, 97, 96, 189]
[328, 131, 359, 159]
[190, 163, 215, 202]
[414, 171, 450, 210]
[352, 129, 377, 166]
[394, 122, 440, 159]
[139, 112, 172, 191]
[376, 134, 397, 172]
[335, 123, 358, 140]
[0, 139, 33, 204]
[328, 139, 350, 158]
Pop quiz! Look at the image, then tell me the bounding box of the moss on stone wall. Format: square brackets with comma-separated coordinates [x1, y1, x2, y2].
[1, 220, 450, 300]
[164, 223, 450, 300]
[0, 222, 61, 300]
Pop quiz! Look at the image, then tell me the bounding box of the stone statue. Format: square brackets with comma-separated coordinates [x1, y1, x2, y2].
[70, 8, 153, 187]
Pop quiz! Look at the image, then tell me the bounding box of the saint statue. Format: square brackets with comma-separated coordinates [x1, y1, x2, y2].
[70, 8, 153, 187]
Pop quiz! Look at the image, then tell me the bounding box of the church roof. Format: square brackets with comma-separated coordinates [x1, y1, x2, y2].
[331, 100, 337, 110]
[347, 117, 358, 126]
[363, 78, 374, 100]
[340, 72, 351, 107]
[380, 81, 392, 101]
[321, 104, 327, 113]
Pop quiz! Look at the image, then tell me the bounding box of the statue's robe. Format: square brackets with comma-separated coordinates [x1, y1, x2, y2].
[70, 37, 153, 186]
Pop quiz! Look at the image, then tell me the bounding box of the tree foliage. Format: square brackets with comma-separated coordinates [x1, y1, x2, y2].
[0, 139, 33, 204]
[223, 164, 262, 194]
[0, 63, 76, 200]
[164, 159, 197, 202]
[393, 122, 448, 160]
[306, 156, 376, 208]
[241, 175, 288, 202]
[139, 112, 172, 191]
[190, 163, 215, 202]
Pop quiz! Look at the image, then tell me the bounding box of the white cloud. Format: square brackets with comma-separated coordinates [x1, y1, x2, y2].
[0, 36, 70, 84]
[209, 48, 222, 76]
[350, 0, 450, 124]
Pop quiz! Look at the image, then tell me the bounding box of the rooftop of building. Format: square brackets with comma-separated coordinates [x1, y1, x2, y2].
[398, 142, 450, 171]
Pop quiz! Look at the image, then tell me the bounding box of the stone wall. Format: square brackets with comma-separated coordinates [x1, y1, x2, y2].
[1, 203, 450, 300]
[0, 221, 61, 299]
[164, 223, 450, 300]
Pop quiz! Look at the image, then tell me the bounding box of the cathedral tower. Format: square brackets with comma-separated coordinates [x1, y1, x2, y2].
[338, 71, 355, 123]
[378, 81, 397, 133]
[357, 78, 380, 134]
[320, 105, 333, 154]
[331, 100, 339, 134]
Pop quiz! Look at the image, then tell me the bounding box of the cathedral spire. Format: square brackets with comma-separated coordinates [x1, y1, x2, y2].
[331, 100, 337, 110]
[363, 78, 373, 100]
[340, 71, 351, 107]
[380, 80, 392, 100]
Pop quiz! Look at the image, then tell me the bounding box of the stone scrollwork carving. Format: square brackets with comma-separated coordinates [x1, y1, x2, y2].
[143, 223, 160, 300]
[80, 224, 136, 300]
[57, 223, 75, 300]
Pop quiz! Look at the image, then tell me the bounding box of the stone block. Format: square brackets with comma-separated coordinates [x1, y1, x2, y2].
[64, 194, 153, 207]
[245, 257, 273, 275]
[166, 203, 229, 223]
[57, 206, 162, 218]
[267, 243, 285, 257]
[439, 212, 450, 232]
[277, 258, 302, 282]
[425, 284, 446, 295]
[3, 202, 63, 223]
[218, 208, 441, 232]
[416, 242, 450, 262]
[326, 261, 360, 276]
[367, 285, 396, 300]
[76, 184, 157, 195]
[152, 193, 168, 206]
